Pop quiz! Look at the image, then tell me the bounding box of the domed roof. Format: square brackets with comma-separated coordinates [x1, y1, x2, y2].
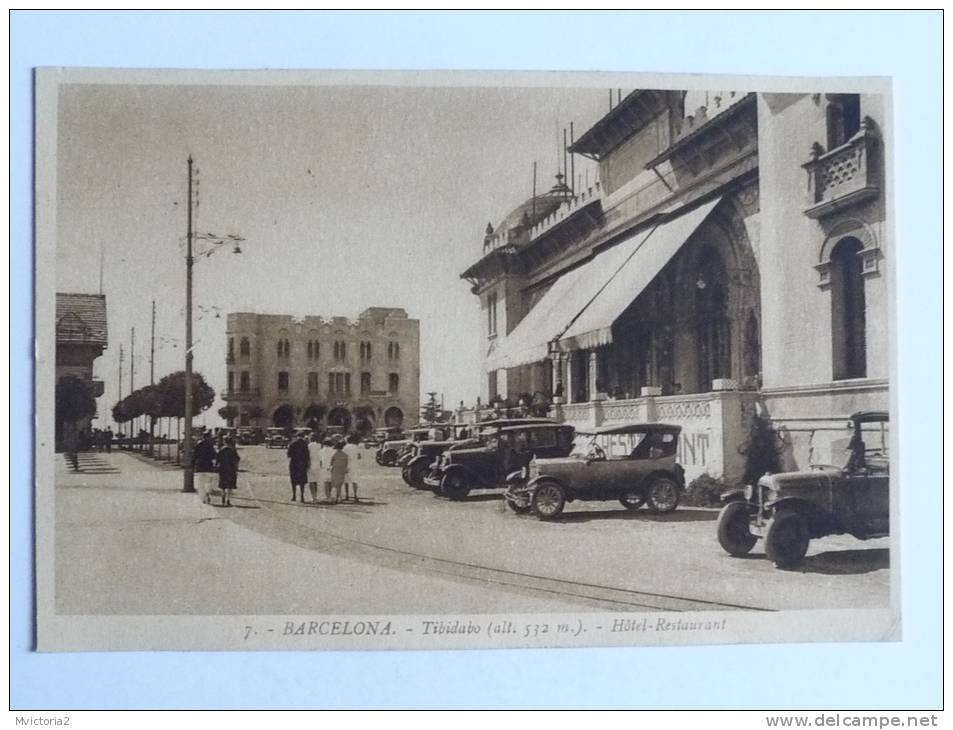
[494, 174, 573, 236]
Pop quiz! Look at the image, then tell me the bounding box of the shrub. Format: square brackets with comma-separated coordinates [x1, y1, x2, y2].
[683, 473, 727, 507]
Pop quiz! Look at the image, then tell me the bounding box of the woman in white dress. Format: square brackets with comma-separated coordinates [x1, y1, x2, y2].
[306, 433, 323, 503]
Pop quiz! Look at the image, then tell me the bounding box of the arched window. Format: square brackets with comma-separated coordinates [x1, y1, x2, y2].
[826, 94, 861, 150]
[388, 373, 400, 394]
[830, 237, 867, 380]
[694, 248, 731, 391]
[361, 371, 371, 394]
[239, 337, 250, 358]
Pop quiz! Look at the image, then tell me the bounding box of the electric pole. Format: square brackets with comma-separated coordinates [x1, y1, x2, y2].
[118, 344, 124, 436]
[130, 326, 136, 441]
[150, 300, 156, 385]
[183, 155, 196, 492]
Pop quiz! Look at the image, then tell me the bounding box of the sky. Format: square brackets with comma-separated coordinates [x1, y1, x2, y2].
[55, 79, 611, 426]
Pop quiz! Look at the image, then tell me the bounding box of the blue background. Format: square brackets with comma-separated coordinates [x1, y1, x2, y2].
[11, 10, 942, 709]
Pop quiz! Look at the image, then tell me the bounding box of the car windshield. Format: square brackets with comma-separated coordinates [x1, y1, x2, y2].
[569, 431, 654, 458]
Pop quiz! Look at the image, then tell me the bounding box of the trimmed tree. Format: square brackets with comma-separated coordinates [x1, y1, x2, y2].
[420, 391, 441, 424]
[218, 404, 239, 425]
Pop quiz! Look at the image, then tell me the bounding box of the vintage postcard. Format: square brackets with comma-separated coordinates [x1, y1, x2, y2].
[36, 68, 897, 651]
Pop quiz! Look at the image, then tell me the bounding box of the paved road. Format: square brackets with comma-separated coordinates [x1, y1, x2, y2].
[54, 447, 890, 615]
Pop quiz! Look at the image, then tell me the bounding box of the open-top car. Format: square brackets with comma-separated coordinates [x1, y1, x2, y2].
[425, 421, 574, 500]
[264, 427, 290, 449]
[505, 423, 685, 520]
[716, 410, 890, 568]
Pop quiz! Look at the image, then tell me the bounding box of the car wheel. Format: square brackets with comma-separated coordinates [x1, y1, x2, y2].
[716, 501, 757, 556]
[506, 494, 532, 514]
[531, 482, 565, 521]
[442, 473, 470, 501]
[381, 449, 398, 466]
[764, 510, 810, 568]
[375, 453, 383, 465]
[400, 467, 412, 485]
[646, 477, 680, 513]
[619, 490, 646, 510]
[409, 462, 430, 489]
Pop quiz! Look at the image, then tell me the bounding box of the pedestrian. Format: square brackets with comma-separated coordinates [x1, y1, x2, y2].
[306, 432, 323, 503]
[287, 432, 310, 502]
[105, 427, 113, 453]
[343, 434, 362, 501]
[193, 433, 217, 472]
[216, 437, 240, 507]
[321, 438, 337, 503]
[328, 440, 349, 504]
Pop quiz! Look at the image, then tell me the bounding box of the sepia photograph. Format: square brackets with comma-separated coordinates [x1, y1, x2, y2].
[35, 67, 897, 653]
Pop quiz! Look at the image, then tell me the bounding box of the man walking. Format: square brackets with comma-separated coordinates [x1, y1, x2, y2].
[287, 432, 310, 502]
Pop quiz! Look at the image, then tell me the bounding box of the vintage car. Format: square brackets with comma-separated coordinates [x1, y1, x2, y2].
[400, 423, 494, 489]
[236, 427, 262, 445]
[367, 427, 403, 450]
[504, 423, 685, 520]
[264, 427, 290, 449]
[716, 411, 890, 568]
[425, 421, 575, 500]
[376, 426, 437, 466]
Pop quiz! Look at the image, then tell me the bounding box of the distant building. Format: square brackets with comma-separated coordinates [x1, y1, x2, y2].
[461, 89, 889, 482]
[223, 307, 420, 434]
[56, 293, 108, 447]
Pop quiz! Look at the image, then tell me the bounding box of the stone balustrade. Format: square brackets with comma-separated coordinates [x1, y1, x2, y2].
[803, 118, 879, 219]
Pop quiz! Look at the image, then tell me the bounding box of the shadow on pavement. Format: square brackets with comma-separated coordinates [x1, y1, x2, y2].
[549, 507, 718, 524]
[791, 548, 890, 575]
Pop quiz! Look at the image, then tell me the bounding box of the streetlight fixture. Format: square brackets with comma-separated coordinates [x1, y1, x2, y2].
[181, 155, 245, 493]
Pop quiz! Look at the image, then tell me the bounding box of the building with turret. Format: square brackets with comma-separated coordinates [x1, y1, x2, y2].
[461, 88, 889, 483]
[223, 307, 419, 434]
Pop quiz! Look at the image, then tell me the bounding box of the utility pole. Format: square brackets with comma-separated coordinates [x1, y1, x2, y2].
[183, 155, 196, 493]
[150, 300, 156, 385]
[130, 326, 136, 440]
[118, 344, 124, 435]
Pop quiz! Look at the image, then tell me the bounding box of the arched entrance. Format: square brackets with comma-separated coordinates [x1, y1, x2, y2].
[383, 406, 404, 428]
[693, 247, 731, 391]
[302, 403, 326, 430]
[327, 407, 352, 431]
[352, 406, 375, 437]
[272, 404, 294, 429]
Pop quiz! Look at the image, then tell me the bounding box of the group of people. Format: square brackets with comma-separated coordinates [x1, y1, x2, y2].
[286, 433, 361, 505]
[192, 432, 241, 507]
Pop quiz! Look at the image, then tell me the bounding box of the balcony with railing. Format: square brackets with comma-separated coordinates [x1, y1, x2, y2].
[802, 117, 879, 219]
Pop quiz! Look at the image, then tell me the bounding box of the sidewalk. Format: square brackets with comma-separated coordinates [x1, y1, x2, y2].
[53, 451, 575, 616]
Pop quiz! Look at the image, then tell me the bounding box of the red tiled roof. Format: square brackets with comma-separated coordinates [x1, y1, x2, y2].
[56, 293, 108, 347]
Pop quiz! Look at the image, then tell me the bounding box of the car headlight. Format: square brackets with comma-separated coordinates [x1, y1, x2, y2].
[528, 460, 539, 479]
[744, 483, 754, 501]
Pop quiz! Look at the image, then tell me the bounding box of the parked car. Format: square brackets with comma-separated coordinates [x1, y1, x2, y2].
[400, 423, 483, 489]
[505, 423, 685, 520]
[264, 427, 290, 449]
[376, 426, 436, 466]
[367, 427, 403, 450]
[716, 410, 890, 568]
[425, 421, 575, 500]
[236, 427, 262, 445]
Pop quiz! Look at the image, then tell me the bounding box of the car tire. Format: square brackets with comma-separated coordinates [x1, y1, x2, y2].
[381, 449, 398, 466]
[400, 466, 412, 485]
[619, 491, 646, 510]
[646, 477, 680, 513]
[531, 482, 566, 521]
[716, 501, 757, 556]
[764, 510, 810, 568]
[506, 494, 532, 514]
[409, 462, 430, 490]
[442, 472, 470, 501]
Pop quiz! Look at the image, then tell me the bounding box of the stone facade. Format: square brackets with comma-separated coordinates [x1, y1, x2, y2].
[223, 307, 419, 434]
[460, 88, 890, 484]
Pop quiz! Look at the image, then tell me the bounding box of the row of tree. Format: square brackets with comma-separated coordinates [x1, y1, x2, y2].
[111, 371, 216, 429]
